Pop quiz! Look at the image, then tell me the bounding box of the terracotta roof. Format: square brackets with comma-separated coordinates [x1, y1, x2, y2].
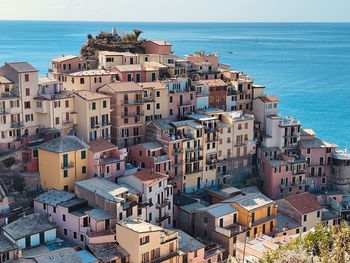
[74, 90, 110, 101]
[257, 95, 279, 103]
[204, 79, 227, 87]
[100, 82, 142, 92]
[284, 193, 322, 214]
[87, 139, 118, 153]
[138, 81, 167, 90]
[132, 169, 168, 186]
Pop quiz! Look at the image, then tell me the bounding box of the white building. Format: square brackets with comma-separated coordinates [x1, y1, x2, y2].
[194, 80, 209, 110]
[118, 169, 173, 228]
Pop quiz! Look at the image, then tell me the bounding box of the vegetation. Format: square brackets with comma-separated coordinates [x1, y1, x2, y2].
[261, 221, 350, 263]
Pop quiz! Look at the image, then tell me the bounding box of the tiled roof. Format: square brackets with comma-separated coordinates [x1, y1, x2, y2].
[138, 81, 167, 90]
[33, 247, 83, 263]
[284, 192, 322, 214]
[87, 139, 118, 153]
[74, 90, 110, 101]
[38, 136, 88, 153]
[3, 213, 56, 240]
[257, 95, 279, 103]
[0, 235, 17, 253]
[5, 62, 38, 73]
[204, 79, 227, 87]
[52, 55, 79, 63]
[99, 51, 135, 56]
[86, 208, 114, 221]
[137, 141, 163, 150]
[132, 169, 168, 186]
[299, 137, 336, 148]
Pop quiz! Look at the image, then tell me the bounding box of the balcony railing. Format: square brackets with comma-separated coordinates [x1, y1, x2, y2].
[121, 99, 144, 105]
[11, 122, 24, 129]
[156, 212, 170, 223]
[150, 251, 178, 263]
[0, 108, 10, 114]
[185, 146, 203, 152]
[61, 161, 74, 169]
[121, 111, 144, 117]
[185, 156, 203, 163]
[205, 127, 220, 133]
[185, 168, 203, 175]
[156, 199, 170, 209]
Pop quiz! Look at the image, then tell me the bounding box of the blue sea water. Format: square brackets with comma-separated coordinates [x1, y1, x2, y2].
[0, 21, 349, 148]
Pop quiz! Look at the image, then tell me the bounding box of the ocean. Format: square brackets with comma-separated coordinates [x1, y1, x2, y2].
[0, 21, 349, 148]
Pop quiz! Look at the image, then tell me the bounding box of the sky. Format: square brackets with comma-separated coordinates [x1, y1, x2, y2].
[0, 0, 349, 22]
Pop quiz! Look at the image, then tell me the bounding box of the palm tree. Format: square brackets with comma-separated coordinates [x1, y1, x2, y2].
[133, 29, 143, 41]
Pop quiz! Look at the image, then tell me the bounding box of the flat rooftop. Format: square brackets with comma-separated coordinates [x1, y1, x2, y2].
[35, 190, 75, 206]
[224, 192, 274, 211]
[88, 242, 129, 262]
[118, 219, 164, 233]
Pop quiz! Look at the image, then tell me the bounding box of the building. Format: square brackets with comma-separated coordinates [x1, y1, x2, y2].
[88, 242, 130, 263]
[2, 213, 57, 250]
[330, 149, 350, 193]
[176, 229, 206, 263]
[193, 202, 245, 258]
[0, 235, 19, 262]
[73, 90, 111, 142]
[112, 64, 159, 83]
[50, 55, 87, 81]
[194, 80, 209, 110]
[162, 78, 196, 121]
[0, 62, 40, 142]
[205, 79, 227, 110]
[299, 129, 337, 192]
[139, 82, 168, 122]
[0, 184, 10, 226]
[87, 139, 127, 182]
[143, 40, 173, 55]
[252, 95, 279, 131]
[62, 70, 113, 92]
[98, 82, 144, 148]
[116, 219, 179, 263]
[119, 169, 173, 228]
[38, 135, 89, 191]
[276, 192, 323, 232]
[35, 77, 76, 135]
[98, 51, 138, 70]
[75, 177, 139, 221]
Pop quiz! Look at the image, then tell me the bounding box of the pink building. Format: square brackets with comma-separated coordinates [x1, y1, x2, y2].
[259, 147, 307, 200]
[143, 40, 172, 55]
[112, 65, 158, 82]
[162, 78, 196, 120]
[87, 139, 127, 183]
[129, 141, 170, 174]
[299, 128, 337, 192]
[50, 55, 87, 81]
[34, 190, 116, 247]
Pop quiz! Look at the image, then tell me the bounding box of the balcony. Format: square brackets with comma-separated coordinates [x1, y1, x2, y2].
[205, 127, 219, 133]
[0, 108, 10, 115]
[144, 96, 154, 102]
[206, 136, 219, 142]
[185, 168, 203, 175]
[11, 122, 24, 129]
[121, 99, 144, 105]
[185, 156, 203, 163]
[215, 224, 245, 237]
[172, 148, 182, 155]
[293, 169, 306, 175]
[173, 161, 183, 167]
[102, 121, 111, 127]
[156, 212, 170, 223]
[156, 199, 170, 209]
[150, 251, 178, 263]
[61, 161, 74, 169]
[63, 120, 74, 126]
[121, 111, 144, 117]
[206, 157, 218, 165]
[251, 215, 277, 227]
[185, 146, 203, 152]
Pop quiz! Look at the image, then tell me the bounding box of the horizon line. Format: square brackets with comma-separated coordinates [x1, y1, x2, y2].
[0, 19, 349, 24]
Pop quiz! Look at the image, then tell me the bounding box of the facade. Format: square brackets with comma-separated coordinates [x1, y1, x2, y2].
[62, 70, 113, 92]
[38, 135, 89, 191]
[194, 80, 209, 110]
[98, 82, 144, 148]
[50, 55, 86, 81]
[87, 139, 127, 182]
[2, 213, 57, 250]
[331, 149, 350, 193]
[98, 51, 138, 70]
[143, 40, 173, 55]
[0, 184, 10, 227]
[252, 95, 279, 131]
[176, 229, 206, 263]
[119, 169, 173, 228]
[205, 79, 227, 110]
[276, 192, 323, 232]
[116, 219, 179, 263]
[0, 235, 19, 262]
[74, 90, 111, 142]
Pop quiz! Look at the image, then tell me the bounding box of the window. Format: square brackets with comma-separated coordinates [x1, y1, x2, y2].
[53, 207, 56, 213]
[73, 232, 77, 239]
[55, 117, 60, 125]
[156, 103, 160, 109]
[91, 102, 96, 110]
[303, 214, 307, 222]
[81, 150, 86, 159]
[251, 212, 255, 223]
[140, 236, 150, 245]
[267, 206, 271, 216]
[303, 227, 307, 232]
[82, 166, 87, 174]
[80, 234, 84, 242]
[103, 100, 107, 108]
[63, 170, 68, 178]
[33, 149, 38, 158]
[24, 101, 31, 109]
[149, 186, 152, 192]
[25, 88, 30, 96]
[204, 217, 208, 223]
[317, 211, 321, 218]
[25, 74, 30, 82]
[80, 78, 85, 84]
[296, 228, 300, 234]
[64, 228, 67, 235]
[307, 148, 311, 154]
[43, 203, 46, 210]
[169, 96, 173, 103]
[64, 185, 68, 191]
[156, 91, 160, 97]
[63, 214, 66, 221]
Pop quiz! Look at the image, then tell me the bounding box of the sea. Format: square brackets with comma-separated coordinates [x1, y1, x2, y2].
[0, 21, 349, 148]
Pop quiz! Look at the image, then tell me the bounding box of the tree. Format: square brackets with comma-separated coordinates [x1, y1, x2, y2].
[133, 29, 143, 41]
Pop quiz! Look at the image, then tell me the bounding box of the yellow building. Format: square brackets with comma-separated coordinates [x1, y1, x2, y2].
[38, 135, 89, 192]
[116, 219, 179, 263]
[139, 82, 168, 122]
[226, 192, 277, 239]
[73, 90, 111, 142]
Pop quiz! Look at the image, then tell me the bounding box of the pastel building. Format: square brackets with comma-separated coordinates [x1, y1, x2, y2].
[0, 62, 41, 139]
[116, 219, 179, 263]
[226, 86, 238, 111]
[87, 139, 127, 182]
[143, 40, 173, 55]
[229, 71, 254, 111]
[139, 82, 168, 122]
[0, 235, 19, 262]
[299, 128, 336, 192]
[162, 78, 196, 121]
[98, 51, 138, 70]
[252, 95, 279, 131]
[98, 82, 145, 148]
[276, 192, 323, 232]
[35, 77, 76, 135]
[193, 80, 209, 110]
[176, 229, 206, 263]
[73, 90, 111, 142]
[119, 169, 173, 228]
[50, 55, 87, 81]
[112, 64, 158, 83]
[62, 70, 113, 92]
[259, 147, 307, 199]
[2, 213, 57, 250]
[331, 149, 350, 194]
[38, 135, 89, 192]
